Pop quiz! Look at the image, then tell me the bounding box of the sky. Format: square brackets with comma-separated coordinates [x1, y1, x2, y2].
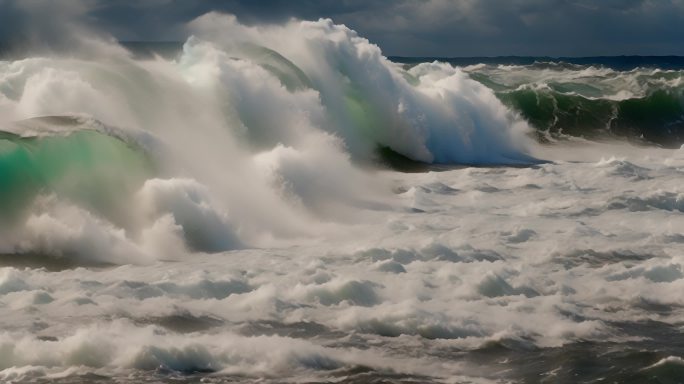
[1, 0, 683, 57]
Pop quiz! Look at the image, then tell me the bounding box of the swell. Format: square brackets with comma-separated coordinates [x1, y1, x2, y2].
[499, 89, 684, 145]
[464, 65, 684, 146]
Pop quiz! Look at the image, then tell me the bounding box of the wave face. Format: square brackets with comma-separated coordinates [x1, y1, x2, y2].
[0, 125, 151, 224]
[460, 63, 684, 145]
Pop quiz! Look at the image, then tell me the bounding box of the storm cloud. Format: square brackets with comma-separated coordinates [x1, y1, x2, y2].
[0, 0, 683, 56]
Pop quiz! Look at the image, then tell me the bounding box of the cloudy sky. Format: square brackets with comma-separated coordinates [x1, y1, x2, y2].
[1, 0, 683, 57]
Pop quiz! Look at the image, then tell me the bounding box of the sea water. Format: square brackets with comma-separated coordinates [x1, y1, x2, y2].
[1, 14, 684, 383]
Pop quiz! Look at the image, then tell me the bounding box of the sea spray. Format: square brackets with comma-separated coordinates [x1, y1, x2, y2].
[188, 13, 535, 164]
[0, 15, 535, 259]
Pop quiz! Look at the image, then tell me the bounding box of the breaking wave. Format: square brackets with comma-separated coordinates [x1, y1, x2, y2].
[0, 14, 536, 261]
[462, 63, 684, 145]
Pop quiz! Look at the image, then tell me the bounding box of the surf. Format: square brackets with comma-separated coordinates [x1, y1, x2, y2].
[0, 14, 541, 261]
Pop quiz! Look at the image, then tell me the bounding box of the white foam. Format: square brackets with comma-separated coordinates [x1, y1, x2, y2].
[188, 14, 535, 164]
[1, 11, 684, 384]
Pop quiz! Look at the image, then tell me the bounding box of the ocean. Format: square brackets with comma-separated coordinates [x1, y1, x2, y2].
[1, 16, 684, 383]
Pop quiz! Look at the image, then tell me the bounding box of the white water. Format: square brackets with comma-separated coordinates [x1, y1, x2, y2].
[1, 13, 684, 383]
[2, 142, 684, 382]
[0, 13, 536, 259]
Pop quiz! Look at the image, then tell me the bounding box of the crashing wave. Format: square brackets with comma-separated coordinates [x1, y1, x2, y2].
[0, 15, 539, 263]
[462, 64, 684, 145]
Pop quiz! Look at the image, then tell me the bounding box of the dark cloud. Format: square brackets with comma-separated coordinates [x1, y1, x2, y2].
[1, 0, 683, 56]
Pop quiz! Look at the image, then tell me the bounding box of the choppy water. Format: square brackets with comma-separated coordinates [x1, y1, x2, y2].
[1, 14, 684, 384]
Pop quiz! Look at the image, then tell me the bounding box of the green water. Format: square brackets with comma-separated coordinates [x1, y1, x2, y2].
[0, 129, 152, 226]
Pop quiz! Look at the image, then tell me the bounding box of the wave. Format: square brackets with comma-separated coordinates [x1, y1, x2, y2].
[0, 15, 539, 263]
[184, 14, 535, 164]
[0, 120, 152, 225]
[500, 89, 684, 144]
[463, 64, 684, 146]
